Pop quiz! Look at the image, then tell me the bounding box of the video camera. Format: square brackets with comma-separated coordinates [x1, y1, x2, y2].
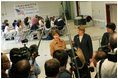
[10, 39, 39, 64]
[98, 45, 110, 54]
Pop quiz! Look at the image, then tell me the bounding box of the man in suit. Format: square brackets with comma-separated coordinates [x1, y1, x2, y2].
[74, 26, 93, 65]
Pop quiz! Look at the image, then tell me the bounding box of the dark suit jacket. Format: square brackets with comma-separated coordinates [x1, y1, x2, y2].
[74, 33, 93, 63]
[101, 32, 110, 46]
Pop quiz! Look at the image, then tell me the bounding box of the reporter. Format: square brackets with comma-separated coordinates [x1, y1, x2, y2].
[53, 49, 72, 78]
[1, 53, 10, 78]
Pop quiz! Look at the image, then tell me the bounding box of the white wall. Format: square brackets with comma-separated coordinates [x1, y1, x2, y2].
[1, 1, 60, 24]
[79, 1, 92, 16]
[73, 1, 117, 28]
[110, 5, 117, 26]
[91, 1, 117, 28]
[110, 5, 117, 31]
[91, 1, 106, 28]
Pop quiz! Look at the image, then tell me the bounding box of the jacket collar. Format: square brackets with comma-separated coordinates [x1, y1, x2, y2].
[53, 39, 63, 44]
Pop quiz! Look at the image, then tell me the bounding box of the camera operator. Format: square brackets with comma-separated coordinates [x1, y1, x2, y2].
[29, 44, 41, 78]
[92, 51, 107, 67]
[96, 33, 117, 78]
[8, 41, 37, 78]
[87, 51, 107, 78]
[9, 59, 31, 78]
[8, 48, 31, 78]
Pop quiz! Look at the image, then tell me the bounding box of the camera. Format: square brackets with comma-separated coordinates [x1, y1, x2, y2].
[98, 45, 110, 54]
[10, 39, 31, 64]
[10, 47, 30, 64]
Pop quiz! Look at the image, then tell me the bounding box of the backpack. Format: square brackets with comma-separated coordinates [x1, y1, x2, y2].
[57, 20, 65, 30]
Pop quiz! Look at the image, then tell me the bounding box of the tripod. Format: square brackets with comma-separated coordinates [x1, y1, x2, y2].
[61, 1, 80, 78]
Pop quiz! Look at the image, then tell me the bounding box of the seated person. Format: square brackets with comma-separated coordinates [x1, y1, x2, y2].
[50, 30, 66, 56]
[15, 22, 22, 34]
[1, 23, 5, 32]
[39, 17, 44, 30]
[29, 44, 41, 78]
[45, 17, 51, 29]
[15, 19, 24, 29]
[15, 22, 23, 42]
[44, 17, 51, 37]
[31, 15, 39, 25]
[12, 20, 17, 29]
[53, 49, 72, 78]
[30, 22, 39, 30]
[44, 58, 60, 78]
[50, 17, 55, 27]
[4, 23, 16, 40]
[1, 20, 9, 32]
[1, 53, 11, 78]
[42, 30, 53, 40]
[30, 22, 40, 39]
[9, 59, 31, 78]
[24, 17, 29, 27]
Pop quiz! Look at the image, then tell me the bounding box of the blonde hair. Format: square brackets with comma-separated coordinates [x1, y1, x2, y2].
[17, 19, 21, 23]
[78, 26, 85, 32]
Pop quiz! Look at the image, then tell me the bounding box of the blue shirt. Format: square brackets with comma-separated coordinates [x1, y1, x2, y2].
[29, 60, 41, 78]
[31, 24, 38, 30]
[59, 68, 72, 78]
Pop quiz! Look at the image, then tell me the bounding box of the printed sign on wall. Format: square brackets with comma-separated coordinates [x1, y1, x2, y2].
[15, 2, 39, 17]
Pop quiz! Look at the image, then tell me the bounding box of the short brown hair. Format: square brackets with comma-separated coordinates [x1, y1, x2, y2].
[52, 30, 59, 36]
[95, 51, 107, 61]
[45, 58, 60, 77]
[78, 26, 85, 32]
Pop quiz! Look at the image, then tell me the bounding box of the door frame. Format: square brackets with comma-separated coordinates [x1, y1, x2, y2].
[106, 4, 117, 24]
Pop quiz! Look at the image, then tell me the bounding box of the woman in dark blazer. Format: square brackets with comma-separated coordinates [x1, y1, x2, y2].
[101, 23, 116, 46]
[74, 26, 93, 65]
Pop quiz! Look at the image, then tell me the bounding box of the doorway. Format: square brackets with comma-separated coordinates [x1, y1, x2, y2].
[106, 4, 117, 26]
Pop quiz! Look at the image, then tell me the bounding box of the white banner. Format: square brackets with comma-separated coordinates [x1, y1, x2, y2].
[14, 3, 39, 17]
